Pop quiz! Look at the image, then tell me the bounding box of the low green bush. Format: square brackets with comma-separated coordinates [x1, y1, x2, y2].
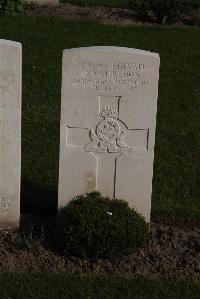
[0, 0, 24, 15]
[57, 192, 149, 260]
[184, 0, 200, 9]
[129, 0, 185, 24]
[129, 0, 151, 21]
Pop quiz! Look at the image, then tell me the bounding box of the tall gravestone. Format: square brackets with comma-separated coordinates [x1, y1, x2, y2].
[0, 40, 21, 227]
[58, 47, 160, 222]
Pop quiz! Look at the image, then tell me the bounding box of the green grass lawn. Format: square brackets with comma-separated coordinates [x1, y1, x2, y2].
[0, 17, 199, 220]
[0, 274, 199, 298]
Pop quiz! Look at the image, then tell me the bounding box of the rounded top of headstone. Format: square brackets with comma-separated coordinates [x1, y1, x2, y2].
[63, 46, 159, 60]
[0, 39, 22, 48]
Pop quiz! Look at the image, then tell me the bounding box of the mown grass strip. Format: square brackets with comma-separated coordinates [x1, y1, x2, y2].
[0, 273, 200, 299]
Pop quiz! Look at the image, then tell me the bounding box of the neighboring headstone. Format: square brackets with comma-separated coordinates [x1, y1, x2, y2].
[25, 0, 59, 5]
[0, 40, 22, 227]
[58, 46, 160, 222]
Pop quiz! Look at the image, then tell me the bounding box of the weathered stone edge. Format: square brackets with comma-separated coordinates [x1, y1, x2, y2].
[0, 39, 22, 48]
[63, 46, 160, 60]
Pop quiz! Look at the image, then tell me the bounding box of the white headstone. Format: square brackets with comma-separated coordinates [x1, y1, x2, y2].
[0, 40, 21, 227]
[58, 46, 160, 222]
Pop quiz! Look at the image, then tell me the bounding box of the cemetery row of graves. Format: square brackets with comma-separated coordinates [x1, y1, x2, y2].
[1, 17, 197, 221]
[0, 12, 199, 296]
[1, 39, 160, 226]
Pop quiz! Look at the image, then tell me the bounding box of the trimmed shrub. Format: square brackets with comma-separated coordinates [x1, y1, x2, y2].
[129, 0, 151, 21]
[0, 0, 24, 15]
[183, 0, 200, 10]
[57, 192, 149, 260]
[129, 0, 185, 24]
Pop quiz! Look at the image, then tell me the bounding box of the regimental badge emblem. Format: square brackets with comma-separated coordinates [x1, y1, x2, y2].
[84, 105, 131, 156]
[66, 95, 149, 160]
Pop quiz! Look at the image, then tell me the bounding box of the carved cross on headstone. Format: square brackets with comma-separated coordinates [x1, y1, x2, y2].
[66, 95, 149, 198]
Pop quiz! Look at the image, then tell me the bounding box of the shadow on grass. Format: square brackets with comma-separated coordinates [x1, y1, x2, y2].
[20, 180, 57, 250]
[21, 179, 57, 215]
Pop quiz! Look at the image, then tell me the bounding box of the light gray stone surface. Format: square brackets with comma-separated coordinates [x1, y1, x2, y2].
[58, 46, 160, 222]
[0, 40, 21, 227]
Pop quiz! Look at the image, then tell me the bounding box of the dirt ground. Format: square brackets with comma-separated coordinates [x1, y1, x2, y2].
[24, 2, 199, 27]
[0, 215, 199, 280]
[24, 3, 141, 26]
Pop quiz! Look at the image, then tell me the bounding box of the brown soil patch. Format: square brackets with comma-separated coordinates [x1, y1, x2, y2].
[24, 3, 158, 26]
[24, 3, 200, 27]
[0, 215, 199, 279]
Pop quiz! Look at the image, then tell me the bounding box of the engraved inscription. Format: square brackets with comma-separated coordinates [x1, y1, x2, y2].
[0, 196, 14, 214]
[78, 62, 145, 70]
[0, 120, 8, 128]
[72, 61, 148, 92]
